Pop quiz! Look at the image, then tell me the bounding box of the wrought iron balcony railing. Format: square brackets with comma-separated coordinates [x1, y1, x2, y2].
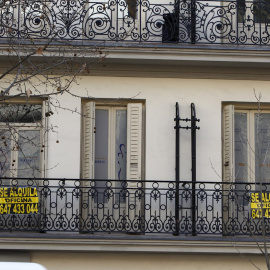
[0, 0, 270, 47]
[0, 178, 270, 236]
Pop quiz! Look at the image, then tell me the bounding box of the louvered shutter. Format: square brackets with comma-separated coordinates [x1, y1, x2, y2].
[81, 102, 95, 231]
[223, 105, 235, 183]
[126, 103, 142, 231]
[222, 105, 235, 234]
[127, 103, 142, 181]
[82, 102, 95, 180]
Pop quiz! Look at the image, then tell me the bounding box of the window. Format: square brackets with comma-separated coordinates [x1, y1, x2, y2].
[82, 101, 143, 182]
[223, 104, 270, 184]
[0, 101, 48, 231]
[222, 104, 270, 230]
[0, 101, 48, 180]
[236, 0, 270, 45]
[81, 101, 144, 231]
[238, 0, 270, 24]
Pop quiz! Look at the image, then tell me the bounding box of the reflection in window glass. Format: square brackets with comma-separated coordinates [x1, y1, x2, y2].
[0, 130, 11, 178]
[17, 130, 41, 178]
[94, 109, 109, 203]
[115, 109, 127, 181]
[0, 103, 42, 179]
[235, 112, 248, 182]
[234, 112, 248, 205]
[0, 104, 42, 123]
[115, 109, 127, 204]
[254, 0, 270, 23]
[255, 113, 270, 183]
[237, 0, 270, 24]
[94, 108, 128, 204]
[237, 0, 270, 25]
[237, 0, 246, 23]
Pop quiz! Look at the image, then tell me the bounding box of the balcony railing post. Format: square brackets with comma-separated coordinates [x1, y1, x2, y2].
[18, 0, 21, 41]
[191, 103, 200, 236]
[176, 103, 200, 235]
[190, 0, 196, 44]
[174, 102, 180, 235]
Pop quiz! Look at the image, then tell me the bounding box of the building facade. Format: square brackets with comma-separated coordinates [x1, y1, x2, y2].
[0, 0, 270, 269]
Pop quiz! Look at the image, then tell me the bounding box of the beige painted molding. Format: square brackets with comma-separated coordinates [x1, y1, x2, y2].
[103, 46, 270, 64]
[0, 237, 268, 254]
[1, 45, 270, 67]
[89, 64, 270, 80]
[1, 60, 270, 81]
[1, 44, 270, 62]
[1, 44, 270, 80]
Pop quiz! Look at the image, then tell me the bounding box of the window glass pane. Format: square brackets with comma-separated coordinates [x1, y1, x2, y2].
[237, 0, 246, 23]
[0, 130, 12, 178]
[235, 112, 248, 182]
[17, 130, 41, 179]
[115, 109, 127, 181]
[254, 0, 270, 23]
[237, 0, 270, 24]
[115, 109, 127, 204]
[255, 113, 270, 182]
[95, 109, 109, 179]
[95, 109, 109, 203]
[0, 104, 42, 123]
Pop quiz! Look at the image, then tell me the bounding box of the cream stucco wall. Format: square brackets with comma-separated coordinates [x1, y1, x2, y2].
[39, 76, 270, 182]
[30, 251, 268, 270]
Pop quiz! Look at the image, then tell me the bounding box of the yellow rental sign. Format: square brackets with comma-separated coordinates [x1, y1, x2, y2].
[251, 192, 270, 219]
[0, 187, 39, 214]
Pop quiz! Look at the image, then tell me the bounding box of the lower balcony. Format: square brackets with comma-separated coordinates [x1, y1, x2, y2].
[0, 178, 268, 237]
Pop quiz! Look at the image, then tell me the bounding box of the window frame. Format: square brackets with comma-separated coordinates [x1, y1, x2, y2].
[81, 99, 145, 181]
[0, 125, 43, 178]
[223, 103, 270, 184]
[95, 105, 128, 181]
[81, 99, 145, 230]
[0, 99, 49, 179]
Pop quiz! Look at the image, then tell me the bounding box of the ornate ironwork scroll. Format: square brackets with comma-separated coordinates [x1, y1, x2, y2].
[0, 178, 268, 236]
[0, 0, 269, 46]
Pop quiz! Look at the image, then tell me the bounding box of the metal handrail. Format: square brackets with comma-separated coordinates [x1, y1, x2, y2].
[0, 0, 270, 47]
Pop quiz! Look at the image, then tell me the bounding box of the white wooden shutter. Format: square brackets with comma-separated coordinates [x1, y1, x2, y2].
[222, 105, 235, 232]
[223, 105, 235, 183]
[82, 102, 95, 180]
[127, 103, 142, 182]
[81, 102, 95, 231]
[126, 103, 142, 231]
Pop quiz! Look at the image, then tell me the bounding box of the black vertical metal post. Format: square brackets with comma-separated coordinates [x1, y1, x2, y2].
[175, 0, 180, 21]
[191, 103, 199, 236]
[174, 102, 180, 236]
[190, 0, 196, 44]
[174, 102, 199, 236]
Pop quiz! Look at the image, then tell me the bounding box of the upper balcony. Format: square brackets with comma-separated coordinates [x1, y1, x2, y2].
[1, 0, 270, 50]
